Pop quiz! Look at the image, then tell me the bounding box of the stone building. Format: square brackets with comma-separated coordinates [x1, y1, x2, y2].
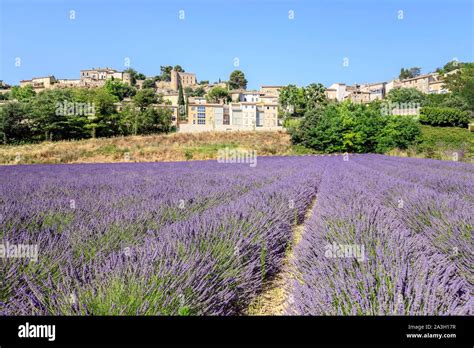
[170, 70, 197, 91]
[79, 68, 131, 87]
[20, 76, 57, 91]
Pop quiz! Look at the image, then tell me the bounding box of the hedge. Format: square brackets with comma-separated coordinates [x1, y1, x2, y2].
[419, 106, 470, 128]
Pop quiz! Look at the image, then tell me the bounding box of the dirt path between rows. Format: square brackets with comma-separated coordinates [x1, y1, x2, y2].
[246, 198, 317, 315]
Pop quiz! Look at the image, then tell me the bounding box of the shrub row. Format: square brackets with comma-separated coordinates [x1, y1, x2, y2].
[419, 106, 470, 127]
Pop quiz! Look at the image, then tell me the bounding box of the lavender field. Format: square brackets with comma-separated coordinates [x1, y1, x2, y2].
[0, 155, 472, 315]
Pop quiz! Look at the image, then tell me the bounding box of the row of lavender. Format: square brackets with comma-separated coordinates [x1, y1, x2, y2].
[290, 155, 473, 315]
[0, 157, 328, 315]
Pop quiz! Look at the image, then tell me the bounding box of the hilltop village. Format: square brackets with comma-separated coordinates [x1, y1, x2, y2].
[0, 65, 457, 133]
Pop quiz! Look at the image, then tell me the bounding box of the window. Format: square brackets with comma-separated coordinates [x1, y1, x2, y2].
[197, 106, 206, 125]
[223, 113, 230, 125]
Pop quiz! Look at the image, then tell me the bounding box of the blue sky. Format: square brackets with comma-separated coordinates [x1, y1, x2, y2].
[1, 0, 473, 89]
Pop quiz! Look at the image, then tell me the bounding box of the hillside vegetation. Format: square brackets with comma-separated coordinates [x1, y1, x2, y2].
[0, 131, 296, 165]
[1, 127, 472, 165]
[388, 125, 473, 162]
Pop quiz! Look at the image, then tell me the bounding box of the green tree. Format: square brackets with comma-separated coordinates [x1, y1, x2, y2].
[206, 86, 230, 103]
[303, 83, 328, 110]
[184, 86, 194, 96]
[11, 85, 36, 101]
[399, 67, 421, 80]
[88, 88, 120, 137]
[193, 86, 206, 97]
[178, 82, 185, 116]
[142, 79, 156, 89]
[133, 89, 157, 110]
[104, 79, 136, 100]
[292, 101, 420, 153]
[376, 115, 422, 152]
[441, 94, 470, 111]
[386, 87, 425, 105]
[184, 86, 205, 97]
[436, 60, 466, 74]
[119, 104, 140, 135]
[31, 89, 91, 141]
[279, 85, 305, 116]
[0, 101, 33, 144]
[228, 70, 248, 90]
[138, 107, 173, 134]
[120, 105, 172, 135]
[444, 63, 474, 111]
[173, 65, 185, 73]
[160, 66, 173, 82]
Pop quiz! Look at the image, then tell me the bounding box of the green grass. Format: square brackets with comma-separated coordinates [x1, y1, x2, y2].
[415, 125, 473, 161]
[419, 125, 473, 149]
[387, 125, 473, 162]
[183, 142, 239, 159]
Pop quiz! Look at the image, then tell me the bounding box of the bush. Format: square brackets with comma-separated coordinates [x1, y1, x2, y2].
[386, 87, 425, 105]
[376, 115, 422, 153]
[423, 94, 470, 111]
[293, 102, 421, 153]
[419, 106, 470, 127]
[283, 117, 302, 136]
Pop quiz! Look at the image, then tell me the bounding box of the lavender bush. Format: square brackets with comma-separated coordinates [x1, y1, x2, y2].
[0, 157, 327, 315]
[1, 154, 472, 315]
[290, 156, 473, 315]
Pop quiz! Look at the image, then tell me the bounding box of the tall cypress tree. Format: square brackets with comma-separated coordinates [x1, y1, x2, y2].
[178, 81, 185, 118]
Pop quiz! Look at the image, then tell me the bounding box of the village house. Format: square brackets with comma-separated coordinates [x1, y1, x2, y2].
[345, 90, 372, 104]
[162, 92, 180, 106]
[325, 83, 376, 104]
[79, 68, 131, 87]
[326, 68, 457, 103]
[359, 82, 386, 100]
[385, 70, 455, 95]
[20, 76, 57, 91]
[55, 79, 82, 88]
[181, 92, 280, 132]
[187, 103, 229, 127]
[325, 83, 349, 102]
[188, 96, 207, 105]
[260, 85, 283, 97]
[18, 68, 131, 91]
[239, 91, 260, 103]
[391, 73, 439, 94]
[428, 79, 448, 94]
[259, 94, 279, 104]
